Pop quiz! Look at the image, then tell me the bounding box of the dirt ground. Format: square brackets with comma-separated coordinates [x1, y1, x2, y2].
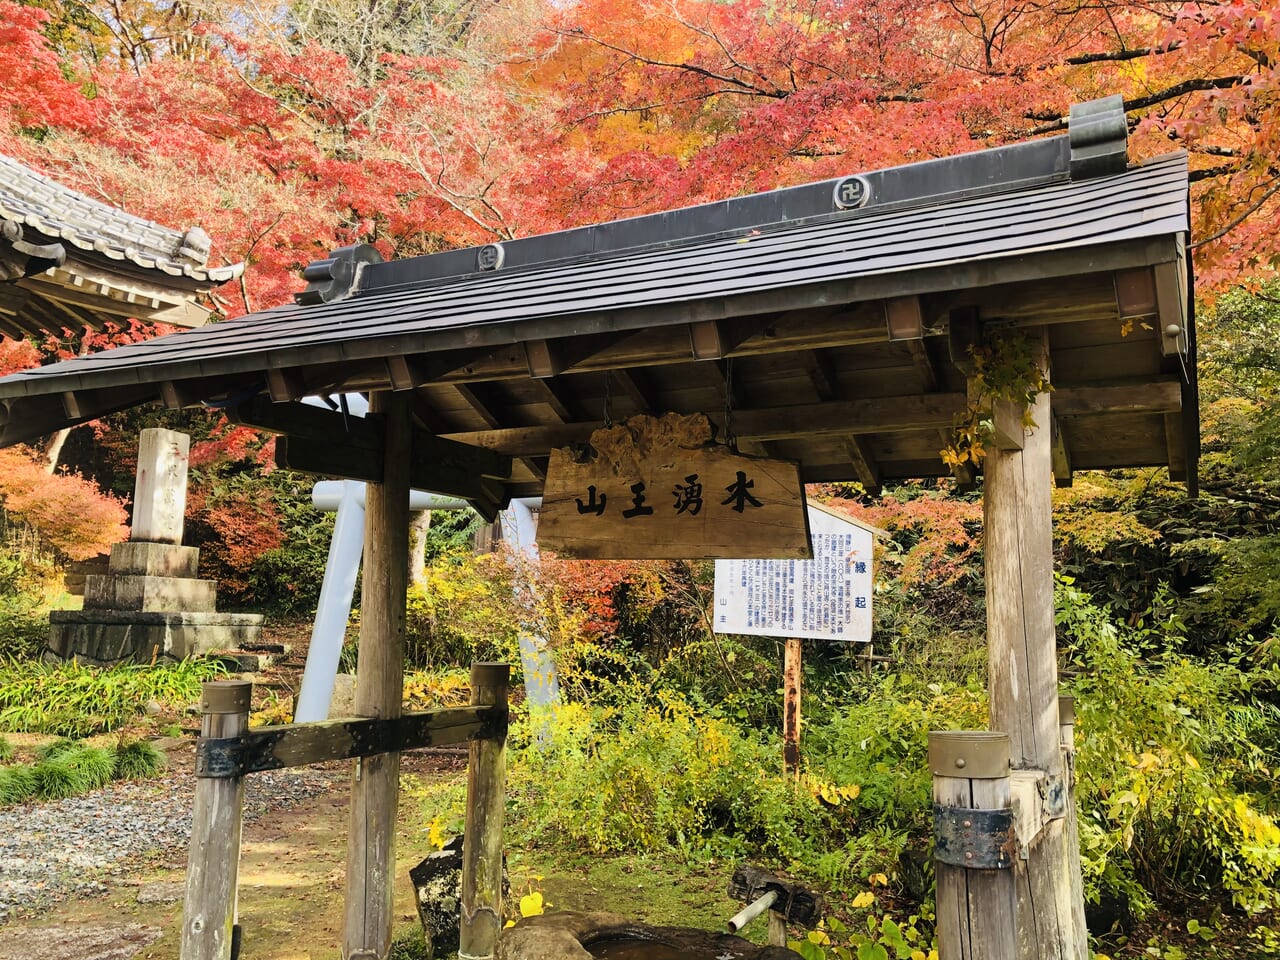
[0, 752, 742, 960]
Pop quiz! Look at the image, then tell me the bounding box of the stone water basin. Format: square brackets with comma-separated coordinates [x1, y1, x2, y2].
[499, 912, 799, 960]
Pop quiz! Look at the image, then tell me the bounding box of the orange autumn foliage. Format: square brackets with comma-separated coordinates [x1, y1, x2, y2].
[0, 447, 128, 560]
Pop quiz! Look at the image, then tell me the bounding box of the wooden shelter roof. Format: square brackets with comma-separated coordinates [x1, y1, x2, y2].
[0, 153, 242, 339]
[0, 96, 1197, 503]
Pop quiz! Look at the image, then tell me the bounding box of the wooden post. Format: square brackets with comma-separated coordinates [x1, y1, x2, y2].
[1059, 697, 1088, 952]
[343, 391, 412, 960]
[980, 335, 1085, 960]
[182, 680, 251, 960]
[783, 638, 802, 777]
[460, 662, 510, 960]
[767, 910, 788, 947]
[930, 731, 1017, 960]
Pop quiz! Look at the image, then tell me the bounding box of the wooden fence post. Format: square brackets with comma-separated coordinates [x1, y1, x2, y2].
[782, 638, 802, 777]
[931, 731, 1017, 960]
[1059, 697, 1088, 951]
[460, 662, 510, 960]
[182, 680, 251, 960]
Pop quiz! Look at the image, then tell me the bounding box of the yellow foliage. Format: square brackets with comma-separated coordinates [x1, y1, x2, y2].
[519, 891, 545, 917]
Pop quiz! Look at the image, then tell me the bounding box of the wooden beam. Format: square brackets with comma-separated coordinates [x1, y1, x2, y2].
[195, 706, 502, 773]
[843, 436, 881, 491]
[344, 391, 411, 960]
[1051, 415, 1072, 487]
[1113, 267, 1158, 319]
[1051, 380, 1181, 417]
[384, 355, 419, 392]
[689, 320, 724, 360]
[267, 367, 308, 403]
[907, 339, 939, 392]
[885, 295, 924, 340]
[181, 681, 250, 960]
[441, 393, 964, 456]
[231, 396, 511, 492]
[533, 379, 576, 422]
[1154, 253, 1189, 358]
[454, 383, 502, 429]
[611, 369, 655, 414]
[948, 308, 981, 377]
[799, 350, 838, 402]
[523, 340, 560, 379]
[1164, 412, 1187, 482]
[160, 381, 197, 410]
[229, 396, 382, 449]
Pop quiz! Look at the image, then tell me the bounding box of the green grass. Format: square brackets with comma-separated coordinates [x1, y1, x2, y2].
[0, 657, 225, 737]
[114, 739, 165, 779]
[0, 764, 36, 804]
[0, 733, 12, 762]
[0, 737, 167, 806]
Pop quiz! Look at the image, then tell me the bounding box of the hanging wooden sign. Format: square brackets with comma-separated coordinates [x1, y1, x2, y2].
[538, 413, 811, 560]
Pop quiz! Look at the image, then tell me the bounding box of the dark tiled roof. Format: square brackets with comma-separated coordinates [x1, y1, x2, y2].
[0, 153, 242, 284]
[0, 149, 1187, 397]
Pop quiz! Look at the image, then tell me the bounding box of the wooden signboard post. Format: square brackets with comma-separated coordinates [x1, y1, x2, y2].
[538, 413, 810, 560]
[713, 503, 878, 775]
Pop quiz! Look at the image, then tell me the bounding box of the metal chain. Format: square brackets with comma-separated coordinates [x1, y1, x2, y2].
[603, 371, 614, 428]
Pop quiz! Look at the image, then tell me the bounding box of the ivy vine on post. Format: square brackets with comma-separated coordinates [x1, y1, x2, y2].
[941, 331, 1053, 474]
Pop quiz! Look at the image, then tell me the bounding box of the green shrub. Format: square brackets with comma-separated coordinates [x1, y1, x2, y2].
[60, 744, 117, 790]
[509, 686, 832, 862]
[35, 737, 78, 760]
[32, 756, 83, 800]
[0, 658, 225, 737]
[0, 764, 36, 804]
[114, 739, 165, 779]
[403, 554, 518, 670]
[0, 734, 12, 762]
[1060, 577, 1280, 916]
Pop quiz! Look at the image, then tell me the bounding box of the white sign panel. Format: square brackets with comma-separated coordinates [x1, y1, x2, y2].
[712, 502, 875, 642]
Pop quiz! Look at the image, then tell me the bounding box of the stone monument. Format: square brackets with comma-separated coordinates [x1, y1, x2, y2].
[47, 428, 264, 664]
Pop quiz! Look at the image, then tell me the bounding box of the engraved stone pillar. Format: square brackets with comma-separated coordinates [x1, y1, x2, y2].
[132, 428, 190, 544]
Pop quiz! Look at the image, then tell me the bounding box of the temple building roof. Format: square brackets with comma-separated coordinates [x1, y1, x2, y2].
[0, 152, 242, 339]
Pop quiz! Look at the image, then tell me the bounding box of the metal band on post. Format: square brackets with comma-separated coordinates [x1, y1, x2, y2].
[930, 730, 1017, 960]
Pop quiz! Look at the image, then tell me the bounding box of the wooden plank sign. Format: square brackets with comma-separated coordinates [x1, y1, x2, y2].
[537, 413, 810, 560]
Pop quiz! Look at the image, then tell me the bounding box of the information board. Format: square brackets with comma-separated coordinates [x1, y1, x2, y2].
[712, 502, 875, 642]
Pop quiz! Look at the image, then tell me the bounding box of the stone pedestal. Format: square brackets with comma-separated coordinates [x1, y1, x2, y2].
[47, 428, 263, 665]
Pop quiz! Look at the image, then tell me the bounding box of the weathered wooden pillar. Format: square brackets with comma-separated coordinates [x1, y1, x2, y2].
[931, 731, 1017, 960]
[460, 662, 510, 960]
[980, 337, 1085, 960]
[1059, 696, 1088, 951]
[182, 680, 251, 960]
[343, 391, 413, 960]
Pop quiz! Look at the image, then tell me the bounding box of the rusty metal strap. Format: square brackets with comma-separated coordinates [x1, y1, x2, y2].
[933, 805, 1016, 870]
[195, 705, 508, 779]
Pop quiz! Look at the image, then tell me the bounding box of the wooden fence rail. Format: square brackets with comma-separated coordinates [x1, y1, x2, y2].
[180, 665, 510, 960]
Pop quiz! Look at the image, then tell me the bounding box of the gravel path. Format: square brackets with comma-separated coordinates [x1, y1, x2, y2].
[0, 766, 339, 924]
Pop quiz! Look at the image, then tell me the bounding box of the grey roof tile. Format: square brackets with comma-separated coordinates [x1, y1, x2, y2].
[0, 153, 242, 284]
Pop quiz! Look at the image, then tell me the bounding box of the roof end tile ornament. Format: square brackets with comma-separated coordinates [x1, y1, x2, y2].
[295, 243, 383, 306]
[178, 226, 212, 266]
[1, 217, 67, 280]
[1069, 95, 1129, 180]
